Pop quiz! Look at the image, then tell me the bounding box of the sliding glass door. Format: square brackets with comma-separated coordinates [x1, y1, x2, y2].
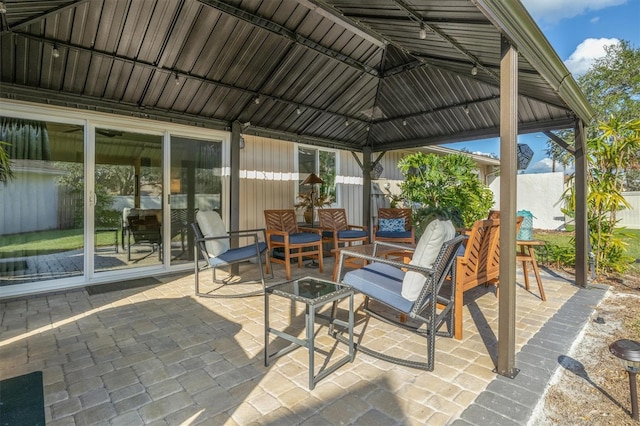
[0, 118, 85, 286]
[169, 136, 223, 266]
[1, 110, 226, 293]
[94, 129, 163, 273]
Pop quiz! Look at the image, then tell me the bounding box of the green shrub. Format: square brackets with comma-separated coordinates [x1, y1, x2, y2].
[397, 152, 494, 235]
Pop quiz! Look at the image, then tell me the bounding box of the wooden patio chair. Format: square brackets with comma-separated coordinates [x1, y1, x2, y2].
[454, 216, 523, 339]
[373, 208, 415, 244]
[191, 210, 272, 298]
[263, 209, 324, 280]
[333, 219, 464, 370]
[318, 208, 368, 254]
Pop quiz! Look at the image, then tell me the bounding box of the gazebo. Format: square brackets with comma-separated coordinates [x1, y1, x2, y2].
[0, 0, 593, 377]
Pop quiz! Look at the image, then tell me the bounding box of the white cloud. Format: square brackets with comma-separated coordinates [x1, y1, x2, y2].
[521, 0, 627, 23]
[590, 16, 601, 23]
[526, 158, 574, 174]
[564, 38, 619, 75]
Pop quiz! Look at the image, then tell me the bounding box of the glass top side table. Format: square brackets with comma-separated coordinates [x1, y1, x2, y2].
[264, 276, 354, 390]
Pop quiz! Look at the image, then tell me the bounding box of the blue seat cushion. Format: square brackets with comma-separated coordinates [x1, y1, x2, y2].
[209, 242, 267, 267]
[342, 262, 414, 313]
[323, 229, 367, 239]
[270, 232, 321, 244]
[375, 230, 413, 239]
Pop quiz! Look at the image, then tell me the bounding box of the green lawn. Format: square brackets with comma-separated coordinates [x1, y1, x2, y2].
[0, 228, 118, 258]
[534, 228, 640, 272]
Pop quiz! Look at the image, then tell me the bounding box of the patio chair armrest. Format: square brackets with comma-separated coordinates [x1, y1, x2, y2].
[338, 249, 433, 276]
[347, 224, 367, 231]
[318, 226, 338, 232]
[228, 228, 267, 242]
[194, 234, 233, 243]
[266, 229, 289, 244]
[298, 226, 322, 235]
[372, 240, 416, 253]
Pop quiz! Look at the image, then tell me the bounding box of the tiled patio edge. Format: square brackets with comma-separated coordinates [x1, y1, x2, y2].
[450, 283, 610, 426]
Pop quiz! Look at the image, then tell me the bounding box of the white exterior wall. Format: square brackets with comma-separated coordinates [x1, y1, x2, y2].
[619, 192, 640, 229]
[0, 167, 61, 235]
[489, 172, 566, 230]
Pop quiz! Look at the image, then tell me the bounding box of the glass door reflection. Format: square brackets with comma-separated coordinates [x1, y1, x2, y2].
[169, 136, 222, 266]
[94, 129, 163, 273]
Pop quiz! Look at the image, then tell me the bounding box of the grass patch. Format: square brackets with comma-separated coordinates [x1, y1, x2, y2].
[623, 228, 640, 261]
[0, 228, 119, 258]
[533, 228, 640, 270]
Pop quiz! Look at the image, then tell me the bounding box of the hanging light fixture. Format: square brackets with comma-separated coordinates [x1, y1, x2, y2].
[0, 2, 7, 14]
[402, 119, 407, 126]
[174, 73, 180, 86]
[52, 44, 60, 59]
[254, 96, 260, 105]
[463, 105, 469, 115]
[471, 65, 478, 76]
[296, 107, 302, 115]
[419, 22, 427, 40]
[344, 118, 349, 126]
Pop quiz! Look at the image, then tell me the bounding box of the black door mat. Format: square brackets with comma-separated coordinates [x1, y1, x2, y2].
[86, 277, 161, 295]
[0, 371, 45, 426]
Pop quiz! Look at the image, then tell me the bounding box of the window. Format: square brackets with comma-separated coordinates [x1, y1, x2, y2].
[297, 146, 336, 204]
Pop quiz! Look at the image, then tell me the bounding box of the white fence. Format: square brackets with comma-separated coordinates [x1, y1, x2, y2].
[619, 192, 640, 229]
[489, 172, 567, 230]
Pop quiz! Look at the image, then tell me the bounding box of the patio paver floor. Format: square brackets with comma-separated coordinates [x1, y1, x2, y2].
[0, 257, 607, 425]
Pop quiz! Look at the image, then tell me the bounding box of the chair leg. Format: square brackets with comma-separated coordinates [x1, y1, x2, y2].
[454, 282, 463, 340]
[317, 243, 324, 273]
[285, 249, 292, 280]
[265, 248, 272, 275]
[530, 254, 546, 301]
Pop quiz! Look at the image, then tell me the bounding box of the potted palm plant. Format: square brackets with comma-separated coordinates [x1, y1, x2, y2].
[295, 192, 334, 224]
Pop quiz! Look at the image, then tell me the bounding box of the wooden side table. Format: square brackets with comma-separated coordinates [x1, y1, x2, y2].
[516, 240, 546, 301]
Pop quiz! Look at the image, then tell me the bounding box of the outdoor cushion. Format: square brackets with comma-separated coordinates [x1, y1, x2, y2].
[342, 262, 413, 313]
[375, 230, 413, 239]
[379, 218, 405, 232]
[401, 219, 456, 301]
[208, 242, 268, 267]
[270, 232, 321, 244]
[322, 229, 367, 239]
[196, 210, 230, 257]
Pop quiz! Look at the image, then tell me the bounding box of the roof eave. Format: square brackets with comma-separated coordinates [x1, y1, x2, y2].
[472, 0, 595, 124]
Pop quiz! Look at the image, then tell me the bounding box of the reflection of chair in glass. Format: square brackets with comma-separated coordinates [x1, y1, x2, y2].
[335, 219, 464, 370]
[170, 208, 199, 254]
[318, 208, 368, 254]
[264, 209, 323, 280]
[373, 208, 415, 244]
[192, 211, 271, 298]
[123, 209, 162, 261]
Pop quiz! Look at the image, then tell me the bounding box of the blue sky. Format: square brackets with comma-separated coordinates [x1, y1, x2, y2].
[443, 0, 640, 173]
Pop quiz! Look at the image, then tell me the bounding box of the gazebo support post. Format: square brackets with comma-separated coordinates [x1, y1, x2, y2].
[229, 120, 242, 274]
[497, 34, 519, 379]
[574, 119, 589, 287]
[362, 146, 372, 235]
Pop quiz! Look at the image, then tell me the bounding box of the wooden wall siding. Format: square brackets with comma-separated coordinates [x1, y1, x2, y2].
[336, 150, 363, 226]
[239, 137, 416, 232]
[241, 136, 296, 231]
